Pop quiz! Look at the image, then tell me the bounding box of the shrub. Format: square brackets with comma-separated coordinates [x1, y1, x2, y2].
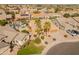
[71, 13, 79, 17]
[33, 34, 37, 37]
[33, 11, 40, 14]
[64, 34, 68, 38]
[0, 20, 8, 26]
[21, 30, 29, 34]
[53, 38, 56, 41]
[41, 36, 44, 40]
[45, 41, 48, 44]
[34, 37, 41, 44]
[49, 16, 57, 19]
[63, 13, 70, 18]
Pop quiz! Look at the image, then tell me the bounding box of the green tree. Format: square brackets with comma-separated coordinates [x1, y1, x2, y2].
[0, 20, 8, 26]
[43, 22, 51, 35]
[54, 5, 62, 13]
[34, 18, 42, 36]
[35, 28, 42, 36]
[63, 13, 70, 18]
[71, 13, 79, 17]
[34, 18, 41, 28]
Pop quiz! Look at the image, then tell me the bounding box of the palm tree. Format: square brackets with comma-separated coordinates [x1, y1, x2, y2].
[34, 18, 41, 28]
[43, 21, 51, 36]
[35, 28, 42, 36]
[34, 18, 42, 36]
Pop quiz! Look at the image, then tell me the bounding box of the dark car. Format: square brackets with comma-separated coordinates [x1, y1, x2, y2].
[72, 30, 79, 34]
[66, 29, 79, 36]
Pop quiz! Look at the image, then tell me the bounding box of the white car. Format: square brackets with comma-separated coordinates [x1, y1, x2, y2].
[66, 29, 78, 36]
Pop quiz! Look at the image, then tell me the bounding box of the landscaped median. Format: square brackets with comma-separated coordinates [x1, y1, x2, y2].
[17, 39, 44, 55]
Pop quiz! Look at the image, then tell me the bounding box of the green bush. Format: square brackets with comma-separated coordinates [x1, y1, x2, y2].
[63, 13, 79, 18]
[41, 36, 44, 40]
[33, 11, 40, 14]
[0, 20, 8, 26]
[49, 16, 57, 19]
[63, 13, 70, 18]
[55, 8, 59, 13]
[21, 30, 29, 34]
[71, 13, 79, 17]
[34, 37, 41, 44]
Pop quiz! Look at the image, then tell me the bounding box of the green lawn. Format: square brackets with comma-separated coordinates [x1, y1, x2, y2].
[17, 41, 44, 55]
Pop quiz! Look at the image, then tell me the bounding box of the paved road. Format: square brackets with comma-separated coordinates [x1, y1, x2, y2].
[0, 42, 9, 49]
[46, 42, 79, 55]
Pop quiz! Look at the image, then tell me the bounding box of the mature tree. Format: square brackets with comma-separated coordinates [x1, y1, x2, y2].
[54, 5, 62, 13]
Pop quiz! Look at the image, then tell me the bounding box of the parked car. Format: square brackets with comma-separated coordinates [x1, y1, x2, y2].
[66, 29, 79, 36]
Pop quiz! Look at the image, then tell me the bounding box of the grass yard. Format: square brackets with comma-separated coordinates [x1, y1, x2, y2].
[17, 41, 44, 55]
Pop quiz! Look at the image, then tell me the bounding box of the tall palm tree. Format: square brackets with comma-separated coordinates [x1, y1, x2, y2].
[34, 18, 42, 36]
[43, 21, 51, 36]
